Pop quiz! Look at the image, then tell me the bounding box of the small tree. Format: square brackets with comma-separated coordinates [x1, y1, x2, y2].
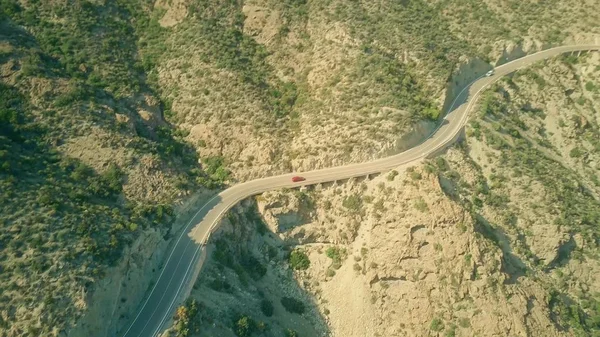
[235, 316, 254, 337]
[285, 329, 299, 337]
[289, 250, 310, 270]
[281, 297, 305, 314]
[260, 299, 274, 317]
[585, 81, 596, 92]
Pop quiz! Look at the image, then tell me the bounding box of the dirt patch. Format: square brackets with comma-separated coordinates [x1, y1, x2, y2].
[155, 0, 190, 27]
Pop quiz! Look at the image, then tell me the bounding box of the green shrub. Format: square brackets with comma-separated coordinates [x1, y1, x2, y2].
[585, 81, 596, 92]
[325, 246, 346, 270]
[174, 299, 201, 337]
[569, 147, 584, 158]
[422, 107, 440, 120]
[260, 299, 274, 317]
[280, 297, 305, 314]
[289, 250, 310, 270]
[342, 194, 362, 212]
[435, 157, 449, 171]
[102, 164, 123, 194]
[285, 329, 299, 337]
[430, 317, 444, 332]
[234, 316, 254, 337]
[208, 278, 232, 293]
[410, 170, 422, 180]
[203, 156, 231, 182]
[414, 198, 428, 212]
[240, 253, 266, 280]
[445, 324, 457, 337]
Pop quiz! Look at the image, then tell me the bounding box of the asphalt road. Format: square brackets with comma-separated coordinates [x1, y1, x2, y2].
[120, 44, 599, 337]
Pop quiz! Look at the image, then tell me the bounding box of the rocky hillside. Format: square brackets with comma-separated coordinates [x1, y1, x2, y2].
[1, 0, 599, 336]
[178, 52, 600, 337]
[165, 201, 328, 337]
[148, 0, 600, 180]
[0, 3, 218, 336]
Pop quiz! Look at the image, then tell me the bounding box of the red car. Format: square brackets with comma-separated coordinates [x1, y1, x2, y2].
[291, 176, 306, 182]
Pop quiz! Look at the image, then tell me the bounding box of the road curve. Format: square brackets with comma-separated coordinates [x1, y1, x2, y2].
[120, 44, 599, 337]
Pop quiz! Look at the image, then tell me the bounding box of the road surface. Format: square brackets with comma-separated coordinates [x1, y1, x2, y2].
[121, 44, 599, 337]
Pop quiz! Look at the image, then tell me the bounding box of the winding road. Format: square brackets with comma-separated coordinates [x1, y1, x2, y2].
[120, 44, 599, 337]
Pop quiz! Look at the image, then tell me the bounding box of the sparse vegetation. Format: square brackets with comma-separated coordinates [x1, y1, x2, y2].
[0, 81, 186, 334]
[440, 56, 600, 336]
[2, 0, 600, 335]
[174, 299, 201, 337]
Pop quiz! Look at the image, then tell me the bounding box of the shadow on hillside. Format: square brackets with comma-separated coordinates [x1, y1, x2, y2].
[472, 214, 527, 284]
[190, 199, 329, 337]
[544, 235, 576, 272]
[442, 58, 492, 116]
[116, 193, 224, 337]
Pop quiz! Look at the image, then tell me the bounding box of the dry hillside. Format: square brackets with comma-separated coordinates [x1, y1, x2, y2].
[1, 0, 599, 336]
[0, 2, 217, 336]
[150, 0, 600, 180]
[170, 52, 600, 337]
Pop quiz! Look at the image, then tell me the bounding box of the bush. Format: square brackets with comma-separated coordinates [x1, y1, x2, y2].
[234, 315, 254, 337]
[410, 170, 422, 180]
[342, 194, 362, 212]
[240, 253, 267, 280]
[202, 156, 231, 182]
[430, 317, 444, 332]
[422, 106, 440, 120]
[208, 278, 232, 293]
[285, 329, 299, 337]
[102, 163, 123, 194]
[569, 147, 584, 158]
[326, 246, 345, 269]
[260, 299, 274, 317]
[289, 250, 310, 270]
[280, 297, 305, 314]
[414, 198, 428, 212]
[435, 157, 449, 171]
[174, 299, 200, 337]
[445, 324, 457, 337]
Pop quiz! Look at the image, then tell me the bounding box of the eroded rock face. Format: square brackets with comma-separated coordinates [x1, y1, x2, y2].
[255, 166, 564, 337]
[161, 200, 329, 337]
[257, 190, 315, 233]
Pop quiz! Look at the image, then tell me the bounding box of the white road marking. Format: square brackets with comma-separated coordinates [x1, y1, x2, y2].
[121, 194, 220, 337]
